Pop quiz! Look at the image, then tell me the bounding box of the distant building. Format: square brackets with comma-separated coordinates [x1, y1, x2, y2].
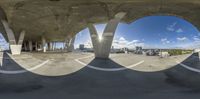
[122, 47, 129, 54]
[159, 51, 169, 58]
[194, 49, 200, 52]
[136, 46, 142, 51]
[110, 46, 116, 53]
[135, 46, 143, 54]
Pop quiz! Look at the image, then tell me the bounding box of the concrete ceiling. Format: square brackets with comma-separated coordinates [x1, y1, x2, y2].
[0, 0, 199, 42]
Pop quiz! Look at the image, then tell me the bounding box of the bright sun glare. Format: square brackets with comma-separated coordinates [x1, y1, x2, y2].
[98, 36, 103, 41]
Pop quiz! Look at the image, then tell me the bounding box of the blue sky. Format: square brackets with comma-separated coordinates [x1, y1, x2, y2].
[75, 15, 200, 49]
[0, 33, 9, 50]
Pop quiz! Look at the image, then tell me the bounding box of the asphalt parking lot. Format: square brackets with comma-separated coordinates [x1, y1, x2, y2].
[0, 52, 199, 99]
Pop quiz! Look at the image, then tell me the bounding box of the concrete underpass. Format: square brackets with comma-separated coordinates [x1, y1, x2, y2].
[0, 0, 199, 99]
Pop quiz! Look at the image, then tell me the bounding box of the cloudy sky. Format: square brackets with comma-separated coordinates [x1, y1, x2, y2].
[75, 16, 200, 49]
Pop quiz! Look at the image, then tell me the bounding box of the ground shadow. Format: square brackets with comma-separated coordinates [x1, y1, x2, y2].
[165, 52, 200, 88]
[0, 52, 199, 99]
[1, 52, 26, 70]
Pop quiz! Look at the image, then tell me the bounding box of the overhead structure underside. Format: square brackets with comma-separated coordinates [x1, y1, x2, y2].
[0, 0, 199, 42]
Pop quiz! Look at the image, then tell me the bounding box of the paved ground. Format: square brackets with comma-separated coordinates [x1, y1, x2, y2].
[0, 52, 199, 99]
[79, 53, 190, 72]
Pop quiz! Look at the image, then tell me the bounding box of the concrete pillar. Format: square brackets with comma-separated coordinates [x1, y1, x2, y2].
[49, 42, 53, 51]
[54, 42, 56, 51]
[88, 12, 126, 59]
[52, 42, 55, 51]
[42, 37, 46, 52]
[68, 37, 75, 52]
[64, 39, 69, 50]
[35, 42, 38, 51]
[65, 37, 75, 52]
[63, 42, 65, 50]
[28, 41, 33, 52]
[1, 20, 16, 44]
[24, 41, 28, 51]
[1, 20, 25, 55]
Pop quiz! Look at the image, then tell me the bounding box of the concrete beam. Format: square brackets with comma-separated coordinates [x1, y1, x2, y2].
[1, 20, 16, 44]
[18, 30, 25, 45]
[88, 25, 99, 56]
[1, 20, 25, 55]
[89, 12, 126, 59]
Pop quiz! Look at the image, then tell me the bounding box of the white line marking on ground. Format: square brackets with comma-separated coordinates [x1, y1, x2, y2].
[0, 60, 49, 74]
[75, 55, 144, 71]
[176, 60, 200, 73]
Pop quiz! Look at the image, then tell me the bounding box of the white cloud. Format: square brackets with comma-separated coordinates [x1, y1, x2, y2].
[176, 42, 200, 49]
[177, 37, 187, 41]
[193, 36, 200, 47]
[166, 22, 184, 33]
[172, 35, 200, 49]
[166, 41, 170, 43]
[161, 38, 170, 44]
[176, 28, 183, 33]
[193, 36, 200, 41]
[161, 38, 167, 42]
[127, 40, 139, 45]
[166, 27, 175, 32]
[166, 22, 177, 32]
[112, 37, 144, 49]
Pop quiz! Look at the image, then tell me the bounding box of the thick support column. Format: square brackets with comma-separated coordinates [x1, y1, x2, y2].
[1, 20, 25, 55]
[42, 37, 46, 52]
[88, 25, 99, 56]
[11, 31, 25, 55]
[28, 41, 33, 52]
[1, 20, 16, 44]
[64, 37, 75, 52]
[89, 12, 126, 59]
[68, 37, 75, 52]
[10, 45, 22, 55]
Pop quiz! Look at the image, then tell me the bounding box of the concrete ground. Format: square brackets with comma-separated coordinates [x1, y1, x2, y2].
[0, 52, 199, 99]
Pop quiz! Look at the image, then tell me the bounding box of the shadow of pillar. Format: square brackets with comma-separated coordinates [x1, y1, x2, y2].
[165, 52, 200, 88]
[1, 52, 26, 70]
[0, 52, 44, 93]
